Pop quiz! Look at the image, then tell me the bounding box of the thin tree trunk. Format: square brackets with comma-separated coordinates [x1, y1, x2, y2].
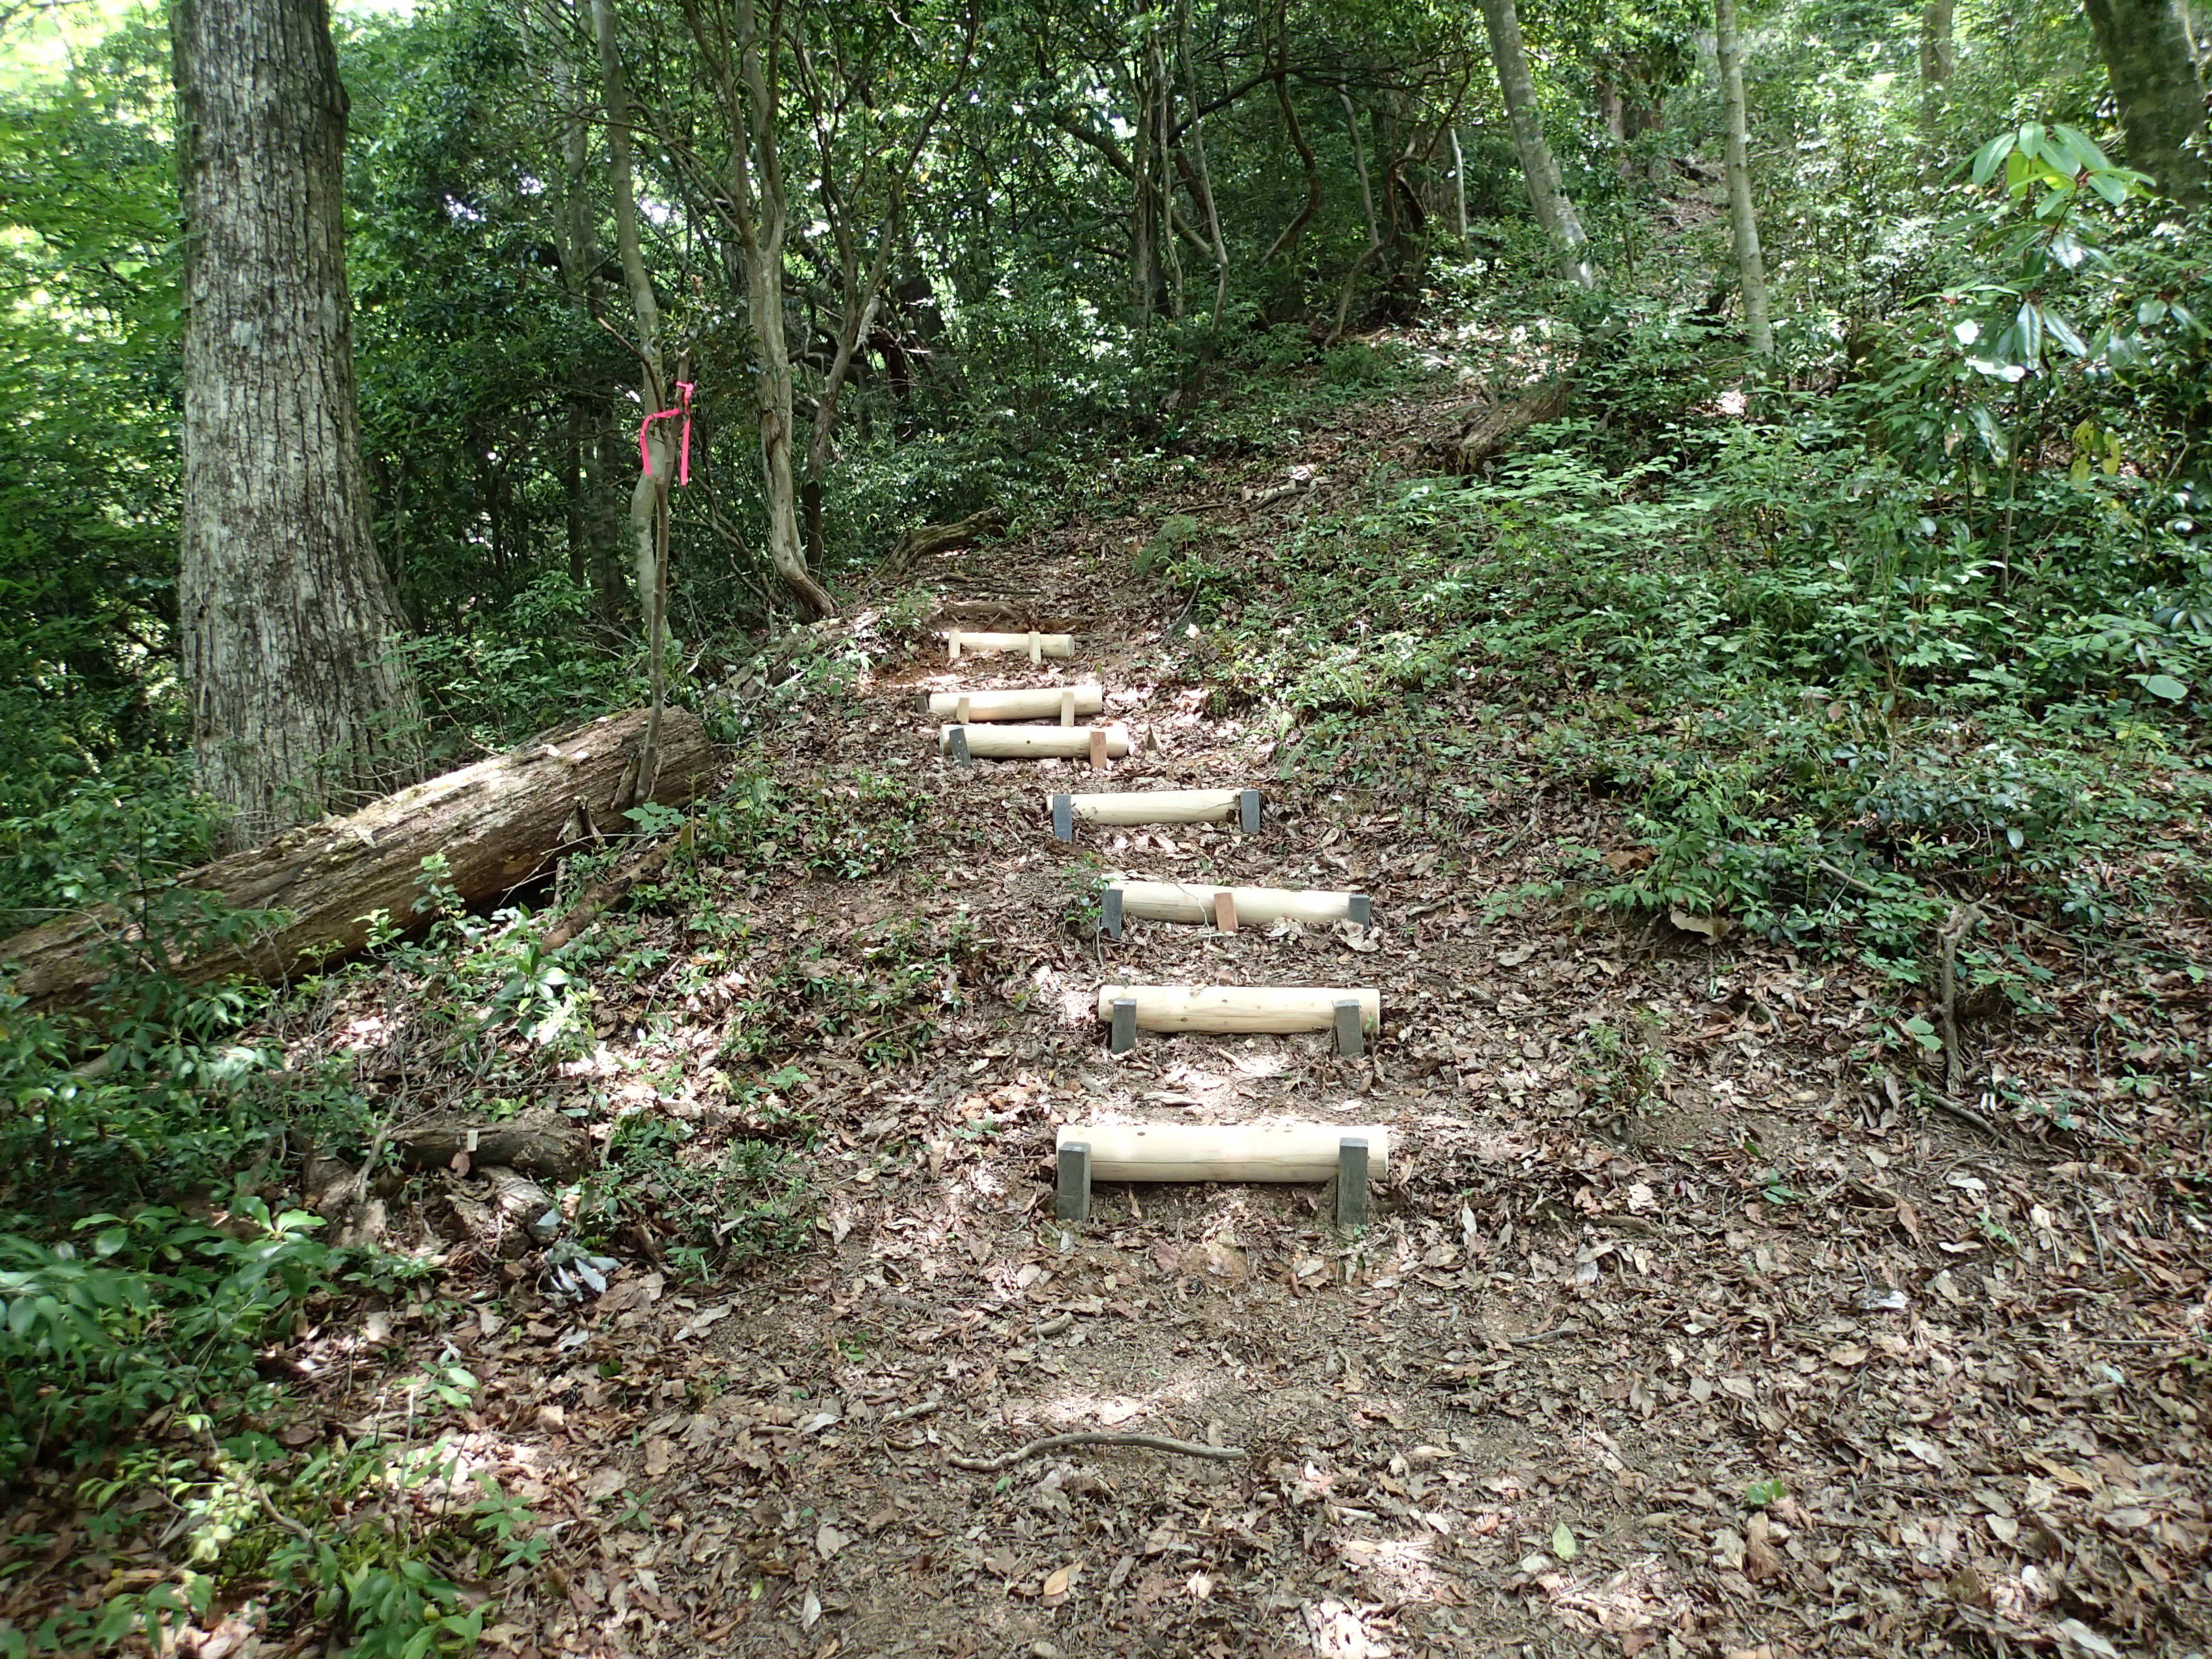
[1327, 93, 1384, 345]
[733, 0, 836, 617]
[1715, 0, 1773, 356]
[2080, 0, 2209, 206]
[801, 20, 974, 570]
[1150, 33, 1185, 321]
[1476, 0, 1597, 288]
[551, 0, 618, 626]
[1451, 125, 1469, 246]
[171, 0, 421, 849]
[1177, 0, 1231, 328]
[589, 0, 673, 790]
[1918, 0, 1955, 113]
[1258, 68, 1318, 268]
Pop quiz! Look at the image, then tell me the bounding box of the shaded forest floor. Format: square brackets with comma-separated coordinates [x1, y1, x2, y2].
[10, 369, 2212, 1658]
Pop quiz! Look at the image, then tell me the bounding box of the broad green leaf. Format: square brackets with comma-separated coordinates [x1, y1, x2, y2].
[1551, 1521, 1578, 1560]
[2017, 121, 2046, 163]
[2044, 311, 2087, 356]
[2052, 124, 2111, 171]
[2143, 675, 2187, 701]
[1968, 404, 2010, 463]
[1968, 133, 2013, 186]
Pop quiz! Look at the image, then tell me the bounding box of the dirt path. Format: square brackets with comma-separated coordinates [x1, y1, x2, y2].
[394, 466, 2212, 1659]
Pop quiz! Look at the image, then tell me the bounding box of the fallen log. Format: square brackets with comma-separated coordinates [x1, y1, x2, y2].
[1434, 379, 1572, 472]
[0, 706, 714, 1007]
[881, 507, 1005, 579]
[396, 1109, 592, 1182]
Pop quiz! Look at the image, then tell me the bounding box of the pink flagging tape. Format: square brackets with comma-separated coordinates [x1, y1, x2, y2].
[638, 380, 696, 484]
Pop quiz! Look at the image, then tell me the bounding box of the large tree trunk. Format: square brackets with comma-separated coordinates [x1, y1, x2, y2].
[2082, 0, 2209, 207]
[1476, 0, 1597, 289]
[0, 707, 712, 1010]
[1715, 0, 1773, 357]
[171, 0, 421, 850]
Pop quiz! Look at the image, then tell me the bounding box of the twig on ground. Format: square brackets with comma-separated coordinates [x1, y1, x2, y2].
[1924, 1094, 2001, 1139]
[1507, 1321, 1583, 1347]
[879, 1396, 944, 1427]
[948, 1432, 1246, 1473]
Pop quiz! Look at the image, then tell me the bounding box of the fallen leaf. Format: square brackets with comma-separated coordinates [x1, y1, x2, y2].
[1042, 1565, 1070, 1600]
[1550, 1521, 1578, 1561]
[1668, 907, 1734, 943]
[816, 1522, 851, 1559]
[1744, 1513, 1782, 1580]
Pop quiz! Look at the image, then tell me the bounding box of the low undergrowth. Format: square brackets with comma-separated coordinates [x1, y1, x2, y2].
[1191, 337, 2209, 1009]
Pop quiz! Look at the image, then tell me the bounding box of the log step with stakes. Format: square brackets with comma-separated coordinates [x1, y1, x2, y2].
[1102, 879, 1369, 938]
[942, 723, 1129, 766]
[1051, 787, 1259, 840]
[1054, 1124, 1385, 1228]
[926, 685, 1103, 724]
[1095, 984, 1379, 1056]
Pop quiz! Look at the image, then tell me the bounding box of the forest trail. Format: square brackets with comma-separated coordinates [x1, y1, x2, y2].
[330, 404, 2208, 1659]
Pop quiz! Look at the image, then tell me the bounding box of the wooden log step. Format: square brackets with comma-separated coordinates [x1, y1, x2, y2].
[1095, 984, 1379, 1053]
[941, 724, 1131, 761]
[1056, 1123, 1393, 1182]
[1050, 788, 1259, 839]
[945, 629, 1075, 663]
[925, 685, 1103, 723]
[1104, 879, 1369, 938]
[1054, 1123, 1385, 1226]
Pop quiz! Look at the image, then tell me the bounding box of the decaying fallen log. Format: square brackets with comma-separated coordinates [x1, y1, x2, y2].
[394, 1109, 593, 1182]
[881, 506, 1005, 578]
[1434, 379, 1573, 472]
[0, 706, 714, 1008]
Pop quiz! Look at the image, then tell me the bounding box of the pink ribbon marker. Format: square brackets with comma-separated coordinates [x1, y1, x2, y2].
[638, 380, 695, 484]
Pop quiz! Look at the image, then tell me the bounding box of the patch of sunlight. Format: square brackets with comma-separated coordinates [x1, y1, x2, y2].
[1534, 1554, 1685, 1639]
[1300, 1598, 1398, 1658]
[1337, 1534, 1449, 1603]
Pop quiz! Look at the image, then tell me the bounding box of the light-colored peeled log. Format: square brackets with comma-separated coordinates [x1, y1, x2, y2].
[940, 724, 1131, 759]
[1056, 1123, 1392, 1183]
[1094, 984, 1380, 1034]
[944, 629, 1075, 661]
[1113, 880, 1362, 927]
[1065, 789, 1239, 826]
[926, 685, 1104, 722]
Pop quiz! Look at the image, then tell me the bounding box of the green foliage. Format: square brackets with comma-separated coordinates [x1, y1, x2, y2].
[718, 914, 981, 1070]
[691, 767, 927, 882]
[0, 1200, 333, 1481]
[580, 1108, 814, 1274]
[1206, 277, 2205, 959]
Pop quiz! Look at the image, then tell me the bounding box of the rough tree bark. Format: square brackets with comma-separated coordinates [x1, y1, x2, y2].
[1715, 0, 1773, 357]
[2081, 0, 2209, 207]
[1476, 0, 1597, 288]
[171, 0, 421, 849]
[0, 707, 712, 1009]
